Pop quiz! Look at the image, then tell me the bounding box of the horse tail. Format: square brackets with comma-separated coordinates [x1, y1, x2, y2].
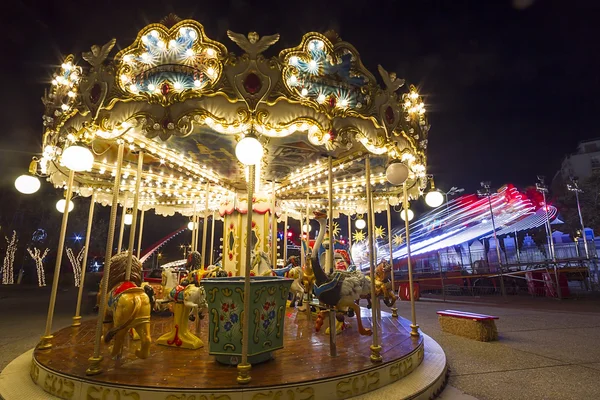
[104, 296, 141, 343]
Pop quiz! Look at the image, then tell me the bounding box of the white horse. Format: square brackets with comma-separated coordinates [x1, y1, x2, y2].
[250, 251, 275, 276]
[161, 267, 207, 317]
[287, 266, 305, 307]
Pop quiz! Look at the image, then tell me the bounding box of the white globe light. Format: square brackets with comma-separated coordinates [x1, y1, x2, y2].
[124, 213, 133, 225]
[235, 135, 263, 165]
[188, 221, 196, 230]
[425, 190, 445, 208]
[56, 199, 74, 213]
[355, 218, 366, 230]
[302, 224, 312, 233]
[61, 144, 94, 172]
[14, 175, 41, 194]
[400, 208, 414, 222]
[386, 162, 409, 185]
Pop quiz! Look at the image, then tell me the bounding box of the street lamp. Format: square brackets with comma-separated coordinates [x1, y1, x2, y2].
[477, 181, 506, 298]
[567, 176, 590, 260]
[537, 175, 561, 299]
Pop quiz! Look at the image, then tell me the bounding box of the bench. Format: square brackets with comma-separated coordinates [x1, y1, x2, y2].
[437, 310, 499, 342]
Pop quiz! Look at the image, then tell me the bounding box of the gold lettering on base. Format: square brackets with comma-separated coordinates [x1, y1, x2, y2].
[86, 385, 140, 400]
[336, 372, 379, 398]
[251, 387, 314, 400]
[29, 361, 39, 383]
[389, 351, 420, 382]
[42, 372, 75, 399]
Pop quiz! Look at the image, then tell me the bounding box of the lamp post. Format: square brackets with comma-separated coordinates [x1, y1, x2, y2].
[538, 176, 561, 299]
[477, 182, 507, 298]
[567, 177, 590, 260]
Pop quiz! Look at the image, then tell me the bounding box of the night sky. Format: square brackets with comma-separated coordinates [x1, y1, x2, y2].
[1, 0, 599, 257]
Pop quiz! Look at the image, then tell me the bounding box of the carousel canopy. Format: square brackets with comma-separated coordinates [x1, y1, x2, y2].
[38, 16, 430, 219]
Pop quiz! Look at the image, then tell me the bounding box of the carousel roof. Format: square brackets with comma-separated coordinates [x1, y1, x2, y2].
[39, 16, 430, 219]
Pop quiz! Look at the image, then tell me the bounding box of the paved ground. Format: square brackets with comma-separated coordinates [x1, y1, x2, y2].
[1, 285, 599, 399]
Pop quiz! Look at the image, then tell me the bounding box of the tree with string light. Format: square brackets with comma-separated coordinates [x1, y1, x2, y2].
[27, 247, 50, 287]
[2, 231, 18, 284]
[66, 246, 85, 287]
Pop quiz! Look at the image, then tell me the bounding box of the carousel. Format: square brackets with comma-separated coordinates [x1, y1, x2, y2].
[3, 15, 447, 400]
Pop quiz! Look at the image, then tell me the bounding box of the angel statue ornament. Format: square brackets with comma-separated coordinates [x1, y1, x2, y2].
[82, 38, 117, 68]
[227, 31, 280, 59]
[377, 64, 405, 93]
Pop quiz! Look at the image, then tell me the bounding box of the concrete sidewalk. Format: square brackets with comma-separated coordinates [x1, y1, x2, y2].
[411, 295, 600, 400]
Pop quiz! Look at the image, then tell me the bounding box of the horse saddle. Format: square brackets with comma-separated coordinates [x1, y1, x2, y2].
[314, 271, 342, 298]
[108, 281, 142, 307]
[169, 285, 187, 303]
[273, 264, 293, 277]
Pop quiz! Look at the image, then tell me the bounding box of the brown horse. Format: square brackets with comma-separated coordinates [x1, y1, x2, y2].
[357, 260, 397, 309]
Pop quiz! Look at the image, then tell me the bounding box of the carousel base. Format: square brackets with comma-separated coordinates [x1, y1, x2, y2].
[0, 309, 448, 400]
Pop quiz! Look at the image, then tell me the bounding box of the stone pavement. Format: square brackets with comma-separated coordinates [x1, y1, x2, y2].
[1, 285, 600, 399]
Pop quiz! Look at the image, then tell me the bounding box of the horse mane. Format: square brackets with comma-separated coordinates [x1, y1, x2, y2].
[107, 251, 142, 291]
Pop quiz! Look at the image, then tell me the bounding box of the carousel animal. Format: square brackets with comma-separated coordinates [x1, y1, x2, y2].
[157, 266, 207, 349]
[250, 250, 276, 276]
[286, 266, 305, 307]
[357, 260, 398, 309]
[311, 211, 372, 336]
[101, 252, 152, 360]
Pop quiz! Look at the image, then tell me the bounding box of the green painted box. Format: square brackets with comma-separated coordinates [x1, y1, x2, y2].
[203, 276, 293, 365]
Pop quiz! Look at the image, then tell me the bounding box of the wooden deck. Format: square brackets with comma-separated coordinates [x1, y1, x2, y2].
[34, 307, 422, 390]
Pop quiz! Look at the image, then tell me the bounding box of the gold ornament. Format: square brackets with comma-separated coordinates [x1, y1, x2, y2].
[393, 234, 404, 246]
[331, 221, 340, 238]
[375, 225, 386, 239]
[353, 230, 366, 243]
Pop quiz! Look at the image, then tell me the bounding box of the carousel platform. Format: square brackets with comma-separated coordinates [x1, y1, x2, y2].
[0, 308, 447, 399]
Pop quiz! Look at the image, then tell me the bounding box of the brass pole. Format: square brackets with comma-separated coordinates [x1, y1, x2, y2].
[237, 164, 255, 384]
[117, 193, 128, 252]
[73, 191, 97, 327]
[387, 202, 398, 318]
[191, 205, 198, 253]
[347, 213, 352, 249]
[366, 155, 382, 362]
[126, 151, 144, 281]
[305, 194, 311, 318]
[136, 209, 145, 259]
[87, 142, 124, 375]
[283, 212, 288, 263]
[271, 181, 278, 268]
[210, 210, 216, 265]
[39, 169, 75, 349]
[403, 182, 419, 337]
[328, 157, 334, 276]
[201, 183, 210, 268]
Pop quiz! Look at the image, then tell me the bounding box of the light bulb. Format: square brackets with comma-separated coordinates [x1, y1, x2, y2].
[400, 208, 414, 222]
[56, 199, 74, 213]
[235, 135, 263, 165]
[15, 175, 40, 194]
[124, 213, 133, 225]
[355, 218, 366, 230]
[386, 162, 409, 185]
[61, 143, 94, 172]
[425, 190, 444, 208]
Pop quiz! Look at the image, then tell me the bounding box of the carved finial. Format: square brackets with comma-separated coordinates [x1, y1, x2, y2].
[82, 38, 116, 68]
[160, 14, 182, 28]
[227, 30, 280, 58]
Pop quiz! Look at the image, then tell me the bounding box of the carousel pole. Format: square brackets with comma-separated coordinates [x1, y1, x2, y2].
[201, 183, 210, 268]
[72, 191, 97, 327]
[237, 164, 255, 385]
[327, 157, 337, 356]
[283, 212, 288, 263]
[136, 209, 145, 259]
[366, 155, 382, 362]
[117, 193, 128, 252]
[271, 181, 277, 268]
[210, 210, 216, 265]
[387, 201, 398, 318]
[87, 142, 124, 375]
[305, 193, 311, 318]
[347, 213, 352, 249]
[39, 169, 75, 349]
[403, 181, 419, 337]
[126, 151, 144, 280]
[191, 205, 198, 252]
